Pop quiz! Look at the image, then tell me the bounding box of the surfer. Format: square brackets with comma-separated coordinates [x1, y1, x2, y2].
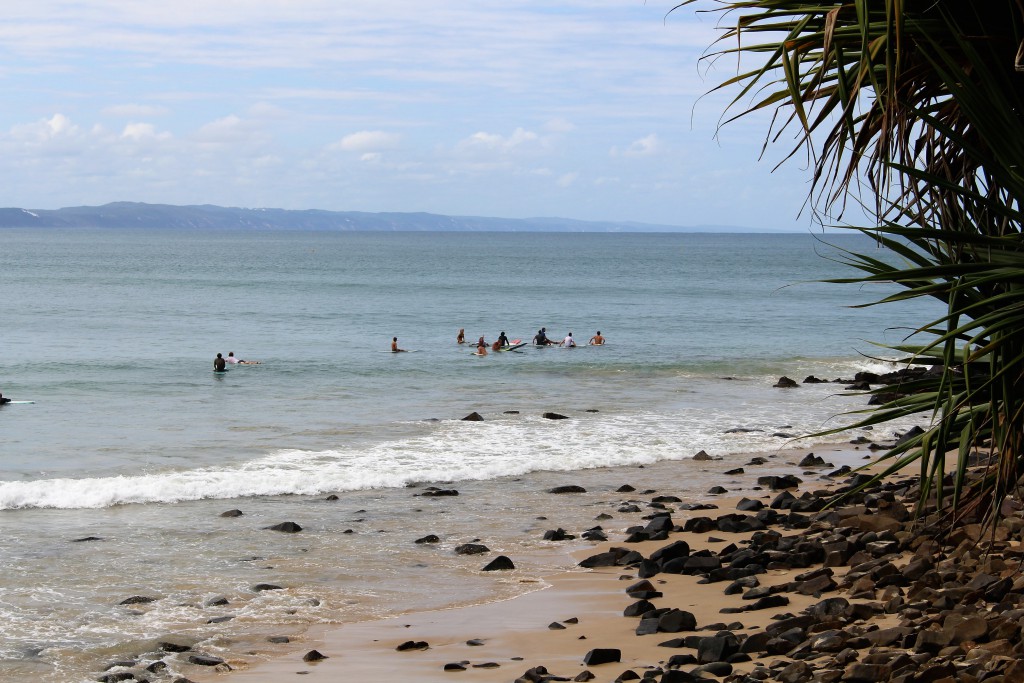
[391, 337, 407, 353]
[496, 331, 509, 348]
[589, 331, 605, 345]
[532, 328, 554, 346]
[213, 353, 227, 372]
[227, 352, 261, 365]
[457, 328, 465, 344]
[0, 391, 10, 405]
[476, 338, 488, 356]
[560, 332, 577, 347]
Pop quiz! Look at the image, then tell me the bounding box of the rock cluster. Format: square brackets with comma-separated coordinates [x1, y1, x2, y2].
[535, 467, 1024, 683]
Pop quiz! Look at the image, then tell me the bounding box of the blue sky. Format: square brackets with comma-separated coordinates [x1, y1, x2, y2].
[0, 1, 819, 229]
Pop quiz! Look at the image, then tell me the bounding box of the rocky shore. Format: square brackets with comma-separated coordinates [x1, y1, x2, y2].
[203, 435, 1021, 683]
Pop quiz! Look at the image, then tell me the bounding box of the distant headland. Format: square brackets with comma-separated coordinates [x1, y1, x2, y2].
[0, 202, 775, 233]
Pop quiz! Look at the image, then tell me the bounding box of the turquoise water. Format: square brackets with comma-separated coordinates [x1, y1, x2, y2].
[0, 229, 937, 681]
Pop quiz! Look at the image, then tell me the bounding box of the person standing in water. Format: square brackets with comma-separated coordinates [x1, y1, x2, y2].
[589, 331, 605, 345]
[214, 353, 227, 371]
[391, 337, 406, 353]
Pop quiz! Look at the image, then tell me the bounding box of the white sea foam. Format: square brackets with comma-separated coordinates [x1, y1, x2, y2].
[0, 386, 923, 510]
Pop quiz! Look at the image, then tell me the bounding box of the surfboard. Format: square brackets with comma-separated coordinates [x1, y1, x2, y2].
[501, 342, 527, 351]
[8, 400, 34, 404]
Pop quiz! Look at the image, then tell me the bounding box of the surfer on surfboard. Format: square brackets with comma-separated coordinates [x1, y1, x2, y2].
[391, 337, 407, 353]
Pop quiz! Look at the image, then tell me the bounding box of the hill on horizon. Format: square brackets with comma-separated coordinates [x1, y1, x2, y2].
[0, 201, 776, 232]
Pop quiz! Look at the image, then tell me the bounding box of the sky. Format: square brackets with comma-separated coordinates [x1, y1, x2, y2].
[0, 1, 821, 230]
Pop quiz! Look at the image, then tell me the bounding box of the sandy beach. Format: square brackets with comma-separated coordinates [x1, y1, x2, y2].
[204, 443, 886, 683]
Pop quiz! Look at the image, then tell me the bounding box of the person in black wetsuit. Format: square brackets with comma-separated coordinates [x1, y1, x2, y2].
[532, 328, 554, 346]
[497, 331, 509, 347]
[214, 353, 227, 371]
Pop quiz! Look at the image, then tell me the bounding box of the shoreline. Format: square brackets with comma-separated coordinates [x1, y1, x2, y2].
[192, 441, 885, 683]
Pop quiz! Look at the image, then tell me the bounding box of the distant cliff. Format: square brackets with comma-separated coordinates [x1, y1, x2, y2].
[0, 202, 757, 232]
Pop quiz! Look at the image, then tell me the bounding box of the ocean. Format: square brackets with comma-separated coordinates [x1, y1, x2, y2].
[0, 229, 937, 681]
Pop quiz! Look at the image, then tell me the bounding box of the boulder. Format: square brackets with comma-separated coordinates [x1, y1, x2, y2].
[582, 649, 621, 666]
[482, 556, 515, 571]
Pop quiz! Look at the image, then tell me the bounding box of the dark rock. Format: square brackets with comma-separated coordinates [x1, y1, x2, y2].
[736, 498, 764, 512]
[265, 522, 302, 533]
[724, 468, 745, 475]
[697, 634, 740, 663]
[482, 556, 515, 571]
[251, 583, 283, 592]
[421, 488, 459, 497]
[543, 412, 569, 420]
[617, 485, 636, 493]
[158, 638, 196, 653]
[267, 636, 290, 644]
[444, 662, 467, 671]
[188, 654, 226, 667]
[574, 672, 596, 682]
[658, 609, 697, 633]
[119, 596, 156, 605]
[773, 376, 799, 388]
[415, 534, 440, 544]
[549, 485, 587, 494]
[204, 596, 229, 606]
[302, 650, 328, 662]
[220, 509, 243, 518]
[708, 486, 728, 495]
[396, 640, 429, 651]
[454, 543, 489, 555]
[692, 450, 712, 461]
[544, 528, 575, 541]
[582, 648, 621, 666]
[462, 412, 484, 421]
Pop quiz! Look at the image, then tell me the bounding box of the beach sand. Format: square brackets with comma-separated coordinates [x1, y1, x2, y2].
[211, 443, 886, 683]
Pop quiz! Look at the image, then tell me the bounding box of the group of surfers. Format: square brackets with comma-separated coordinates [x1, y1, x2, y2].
[456, 327, 605, 355]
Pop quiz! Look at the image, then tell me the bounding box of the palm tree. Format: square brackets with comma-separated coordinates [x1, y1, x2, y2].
[671, 1, 1024, 527]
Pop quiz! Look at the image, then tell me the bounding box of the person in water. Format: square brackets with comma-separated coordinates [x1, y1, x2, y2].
[226, 351, 261, 365]
[589, 331, 605, 345]
[0, 391, 10, 405]
[496, 331, 509, 347]
[391, 337, 406, 353]
[532, 328, 554, 346]
[457, 328, 465, 344]
[476, 337, 488, 355]
[214, 353, 227, 371]
[560, 332, 576, 347]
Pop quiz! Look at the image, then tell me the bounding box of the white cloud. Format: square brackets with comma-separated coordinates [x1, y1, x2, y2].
[10, 113, 79, 141]
[457, 127, 539, 152]
[618, 133, 661, 157]
[121, 122, 171, 141]
[333, 130, 400, 153]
